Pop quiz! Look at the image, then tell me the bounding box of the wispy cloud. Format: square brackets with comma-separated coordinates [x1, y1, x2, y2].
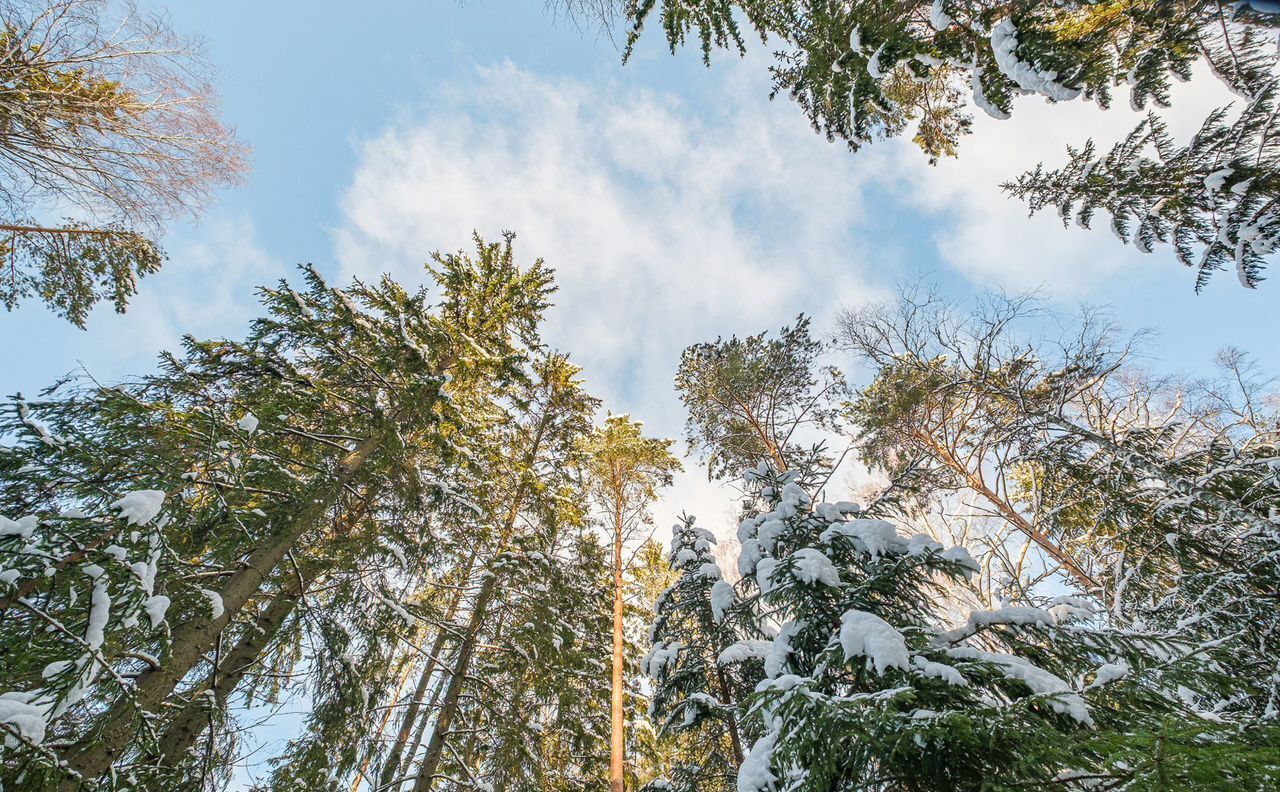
[865, 63, 1238, 292]
[332, 59, 888, 533]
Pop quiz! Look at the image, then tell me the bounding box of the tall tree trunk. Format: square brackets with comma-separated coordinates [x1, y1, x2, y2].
[375, 554, 475, 792]
[152, 572, 307, 770]
[392, 648, 453, 791]
[411, 573, 499, 792]
[408, 380, 555, 792]
[912, 431, 1098, 590]
[715, 666, 743, 765]
[58, 433, 385, 788]
[348, 655, 419, 792]
[609, 500, 626, 792]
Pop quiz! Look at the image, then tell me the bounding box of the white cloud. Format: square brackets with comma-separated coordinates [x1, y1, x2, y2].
[867, 63, 1241, 292]
[329, 57, 1261, 536]
[332, 59, 888, 534]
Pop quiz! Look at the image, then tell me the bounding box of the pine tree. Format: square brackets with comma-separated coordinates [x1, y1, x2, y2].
[674, 316, 844, 479]
[624, 540, 682, 791]
[584, 414, 681, 792]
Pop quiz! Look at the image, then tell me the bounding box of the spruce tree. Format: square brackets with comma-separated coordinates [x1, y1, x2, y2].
[620, 0, 1280, 285]
[642, 514, 755, 792]
[725, 457, 1261, 790]
[0, 234, 557, 790]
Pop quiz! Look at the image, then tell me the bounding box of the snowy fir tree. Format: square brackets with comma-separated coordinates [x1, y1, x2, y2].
[649, 453, 1277, 791]
[620, 0, 1280, 284]
[642, 514, 755, 792]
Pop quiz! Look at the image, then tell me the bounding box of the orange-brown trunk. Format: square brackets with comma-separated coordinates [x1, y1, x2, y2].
[609, 499, 626, 792]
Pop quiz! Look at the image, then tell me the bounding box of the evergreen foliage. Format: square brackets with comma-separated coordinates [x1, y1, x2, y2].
[622, 0, 1280, 285]
[675, 316, 844, 478]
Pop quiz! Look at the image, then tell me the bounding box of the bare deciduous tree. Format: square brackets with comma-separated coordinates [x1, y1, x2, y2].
[0, 0, 247, 325]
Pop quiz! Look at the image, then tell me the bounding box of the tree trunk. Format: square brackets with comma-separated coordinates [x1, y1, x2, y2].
[58, 433, 385, 788]
[375, 557, 475, 792]
[152, 573, 306, 770]
[410, 572, 499, 792]
[407, 385, 554, 792]
[348, 655, 419, 792]
[392, 648, 453, 791]
[609, 500, 626, 792]
[373, 656, 440, 790]
[715, 666, 743, 766]
[912, 431, 1098, 590]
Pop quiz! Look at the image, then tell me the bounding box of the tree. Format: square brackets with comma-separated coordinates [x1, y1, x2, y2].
[838, 285, 1114, 591]
[641, 515, 754, 792]
[674, 316, 845, 479]
[408, 352, 602, 791]
[0, 233, 557, 790]
[0, 0, 247, 325]
[584, 414, 681, 792]
[840, 284, 1280, 752]
[1006, 89, 1280, 290]
[621, 0, 1280, 286]
[1011, 367, 1280, 720]
[725, 456, 1270, 791]
[623, 539, 681, 791]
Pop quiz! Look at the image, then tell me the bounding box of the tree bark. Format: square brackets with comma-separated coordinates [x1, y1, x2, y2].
[410, 572, 499, 792]
[392, 649, 452, 791]
[715, 666, 743, 766]
[609, 499, 626, 792]
[152, 573, 306, 770]
[348, 655, 419, 792]
[58, 432, 385, 788]
[374, 556, 475, 792]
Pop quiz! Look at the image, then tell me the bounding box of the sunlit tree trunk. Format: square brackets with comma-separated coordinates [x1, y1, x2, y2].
[59, 433, 385, 788]
[153, 573, 306, 770]
[375, 551, 476, 792]
[610, 497, 626, 792]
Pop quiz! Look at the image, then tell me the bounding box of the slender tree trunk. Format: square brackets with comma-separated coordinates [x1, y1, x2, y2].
[348, 656, 419, 792]
[375, 554, 475, 792]
[411, 573, 499, 792]
[912, 431, 1098, 590]
[152, 573, 306, 770]
[58, 433, 385, 788]
[408, 384, 554, 792]
[393, 649, 452, 791]
[609, 500, 626, 792]
[715, 666, 743, 765]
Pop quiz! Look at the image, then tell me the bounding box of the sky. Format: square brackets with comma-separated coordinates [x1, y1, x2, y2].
[4, 2, 1280, 783]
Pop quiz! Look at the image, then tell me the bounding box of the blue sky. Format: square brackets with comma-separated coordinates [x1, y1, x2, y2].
[8, 0, 1280, 560]
[4, 1, 1280, 784]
